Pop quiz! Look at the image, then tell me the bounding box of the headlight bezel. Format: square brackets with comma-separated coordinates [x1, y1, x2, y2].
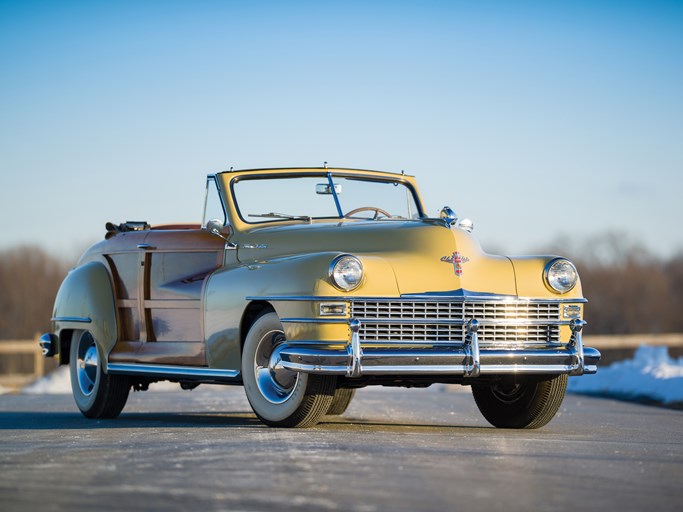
[329, 254, 364, 292]
[543, 258, 579, 294]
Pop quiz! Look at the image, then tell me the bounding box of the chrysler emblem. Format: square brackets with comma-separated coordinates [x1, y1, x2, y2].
[441, 251, 469, 276]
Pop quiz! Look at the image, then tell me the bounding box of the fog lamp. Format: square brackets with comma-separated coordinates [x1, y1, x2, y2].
[563, 305, 581, 318]
[320, 302, 348, 316]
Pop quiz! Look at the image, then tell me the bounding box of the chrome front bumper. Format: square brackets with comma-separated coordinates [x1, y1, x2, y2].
[275, 318, 600, 378]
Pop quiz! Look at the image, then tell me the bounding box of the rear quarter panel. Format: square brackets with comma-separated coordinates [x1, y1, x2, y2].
[52, 260, 117, 362]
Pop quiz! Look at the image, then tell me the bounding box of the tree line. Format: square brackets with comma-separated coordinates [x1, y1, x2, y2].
[1, 235, 681, 339]
[547, 233, 683, 335]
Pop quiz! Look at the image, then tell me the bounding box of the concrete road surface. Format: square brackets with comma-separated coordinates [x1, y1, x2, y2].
[1, 385, 682, 512]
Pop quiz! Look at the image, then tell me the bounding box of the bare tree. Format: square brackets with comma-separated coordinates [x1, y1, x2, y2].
[0, 246, 71, 339]
[538, 232, 683, 334]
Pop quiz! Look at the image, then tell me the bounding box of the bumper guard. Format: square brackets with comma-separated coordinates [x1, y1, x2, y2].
[275, 318, 599, 377]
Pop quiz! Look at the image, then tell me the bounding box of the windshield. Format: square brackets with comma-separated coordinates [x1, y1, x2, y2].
[232, 174, 422, 223]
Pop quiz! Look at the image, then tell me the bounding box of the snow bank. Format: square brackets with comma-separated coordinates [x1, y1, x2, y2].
[568, 345, 683, 406]
[22, 365, 71, 394]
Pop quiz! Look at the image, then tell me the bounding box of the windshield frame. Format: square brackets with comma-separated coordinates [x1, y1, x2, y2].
[229, 171, 425, 225]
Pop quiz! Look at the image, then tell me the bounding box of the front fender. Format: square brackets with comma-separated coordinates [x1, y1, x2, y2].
[52, 261, 117, 362]
[508, 255, 584, 299]
[203, 252, 399, 370]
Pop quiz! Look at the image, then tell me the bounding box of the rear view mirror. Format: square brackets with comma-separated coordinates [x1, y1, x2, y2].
[316, 183, 342, 195]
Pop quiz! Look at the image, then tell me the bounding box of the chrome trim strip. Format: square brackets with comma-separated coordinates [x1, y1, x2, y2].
[279, 362, 348, 374]
[355, 340, 564, 347]
[280, 317, 349, 324]
[107, 363, 240, 380]
[246, 295, 587, 304]
[280, 340, 347, 346]
[395, 295, 586, 303]
[354, 318, 573, 326]
[51, 316, 92, 323]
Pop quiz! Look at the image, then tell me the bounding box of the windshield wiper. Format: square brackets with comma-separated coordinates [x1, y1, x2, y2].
[248, 212, 312, 222]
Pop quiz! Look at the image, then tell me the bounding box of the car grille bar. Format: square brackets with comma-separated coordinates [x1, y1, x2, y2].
[351, 300, 563, 347]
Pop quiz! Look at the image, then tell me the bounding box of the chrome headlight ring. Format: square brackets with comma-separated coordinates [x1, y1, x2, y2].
[329, 254, 364, 291]
[543, 258, 579, 294]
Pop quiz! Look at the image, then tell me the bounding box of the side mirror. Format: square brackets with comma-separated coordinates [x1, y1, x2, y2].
[205, 219, 232, 240]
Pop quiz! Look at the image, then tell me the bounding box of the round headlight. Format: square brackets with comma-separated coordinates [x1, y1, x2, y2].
[329, 255, 364, 291]
[544, 258, 578, 294]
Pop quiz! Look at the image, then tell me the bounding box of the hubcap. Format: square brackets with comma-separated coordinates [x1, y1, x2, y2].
[77, 333, 99, 396]
[254, 330, 299, 404]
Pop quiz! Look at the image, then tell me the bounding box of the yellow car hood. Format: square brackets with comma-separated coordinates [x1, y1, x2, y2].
[235, 220, 517, 297]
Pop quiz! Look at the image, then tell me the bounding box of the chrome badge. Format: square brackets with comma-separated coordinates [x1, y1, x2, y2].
[441, 251, 469, 276]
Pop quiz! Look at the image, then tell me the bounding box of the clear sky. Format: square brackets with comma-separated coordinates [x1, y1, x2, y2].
[1, 0, 681, 260]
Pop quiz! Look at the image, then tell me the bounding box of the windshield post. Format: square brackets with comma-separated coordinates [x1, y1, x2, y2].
[405, 187, 413, 219]
[201, 176, 211, 226]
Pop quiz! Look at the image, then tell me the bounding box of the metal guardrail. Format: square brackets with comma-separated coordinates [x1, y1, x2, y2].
[0, 337, 57, 389]
[583, 334, 683, 365]
[584, 333, 683, 349]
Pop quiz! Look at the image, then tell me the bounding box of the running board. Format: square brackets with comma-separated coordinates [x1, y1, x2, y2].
[107, 362, 241, 383]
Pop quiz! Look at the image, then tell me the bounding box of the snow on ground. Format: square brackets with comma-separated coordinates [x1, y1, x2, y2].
[22, 365, 71, 394]
[15, 346, 683, 408]
[567, 345, 683, 407]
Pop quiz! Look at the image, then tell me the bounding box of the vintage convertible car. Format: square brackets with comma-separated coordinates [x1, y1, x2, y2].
[40, 167, 600, 428]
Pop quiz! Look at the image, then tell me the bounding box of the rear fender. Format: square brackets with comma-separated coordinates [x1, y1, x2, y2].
[52, 261, 117, 364]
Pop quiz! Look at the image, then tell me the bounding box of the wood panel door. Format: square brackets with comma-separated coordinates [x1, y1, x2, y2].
[109, 229, 224, 366]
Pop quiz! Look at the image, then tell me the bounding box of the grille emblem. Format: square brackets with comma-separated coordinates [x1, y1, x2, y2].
[441, 251, 469, 276]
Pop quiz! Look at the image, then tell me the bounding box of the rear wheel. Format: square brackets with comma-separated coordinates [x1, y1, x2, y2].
[241, 312, 336, 428]
[327, 388, 356, 416]
[69, 330, 130, 419]
[471, 374, 567, 429]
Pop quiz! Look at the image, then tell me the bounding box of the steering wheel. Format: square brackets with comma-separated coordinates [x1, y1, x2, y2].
[344, 206, 393, 220]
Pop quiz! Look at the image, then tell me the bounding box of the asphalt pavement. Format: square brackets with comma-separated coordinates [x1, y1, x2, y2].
[1, 385, 682, 512]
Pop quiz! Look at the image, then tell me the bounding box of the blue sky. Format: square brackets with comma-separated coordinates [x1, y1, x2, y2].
[1, 0, 681, 260]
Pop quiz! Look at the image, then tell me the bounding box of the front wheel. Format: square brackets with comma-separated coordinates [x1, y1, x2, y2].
[471, 374, 567, 429]
[326, 387, 356, 416]
[69, 330, 130, 418]
[241, 312, 337, 428]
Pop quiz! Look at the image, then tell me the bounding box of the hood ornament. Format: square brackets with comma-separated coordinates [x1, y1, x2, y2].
[440, 206, 458, 227]
[441, 251, 470, 276]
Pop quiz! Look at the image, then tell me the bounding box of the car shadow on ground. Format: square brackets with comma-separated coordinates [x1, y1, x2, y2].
[0, 410, 491, 432]
[0, 411, 263, 430]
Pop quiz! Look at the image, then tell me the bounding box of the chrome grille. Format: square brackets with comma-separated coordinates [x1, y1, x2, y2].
[351, 300, 562, 347]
